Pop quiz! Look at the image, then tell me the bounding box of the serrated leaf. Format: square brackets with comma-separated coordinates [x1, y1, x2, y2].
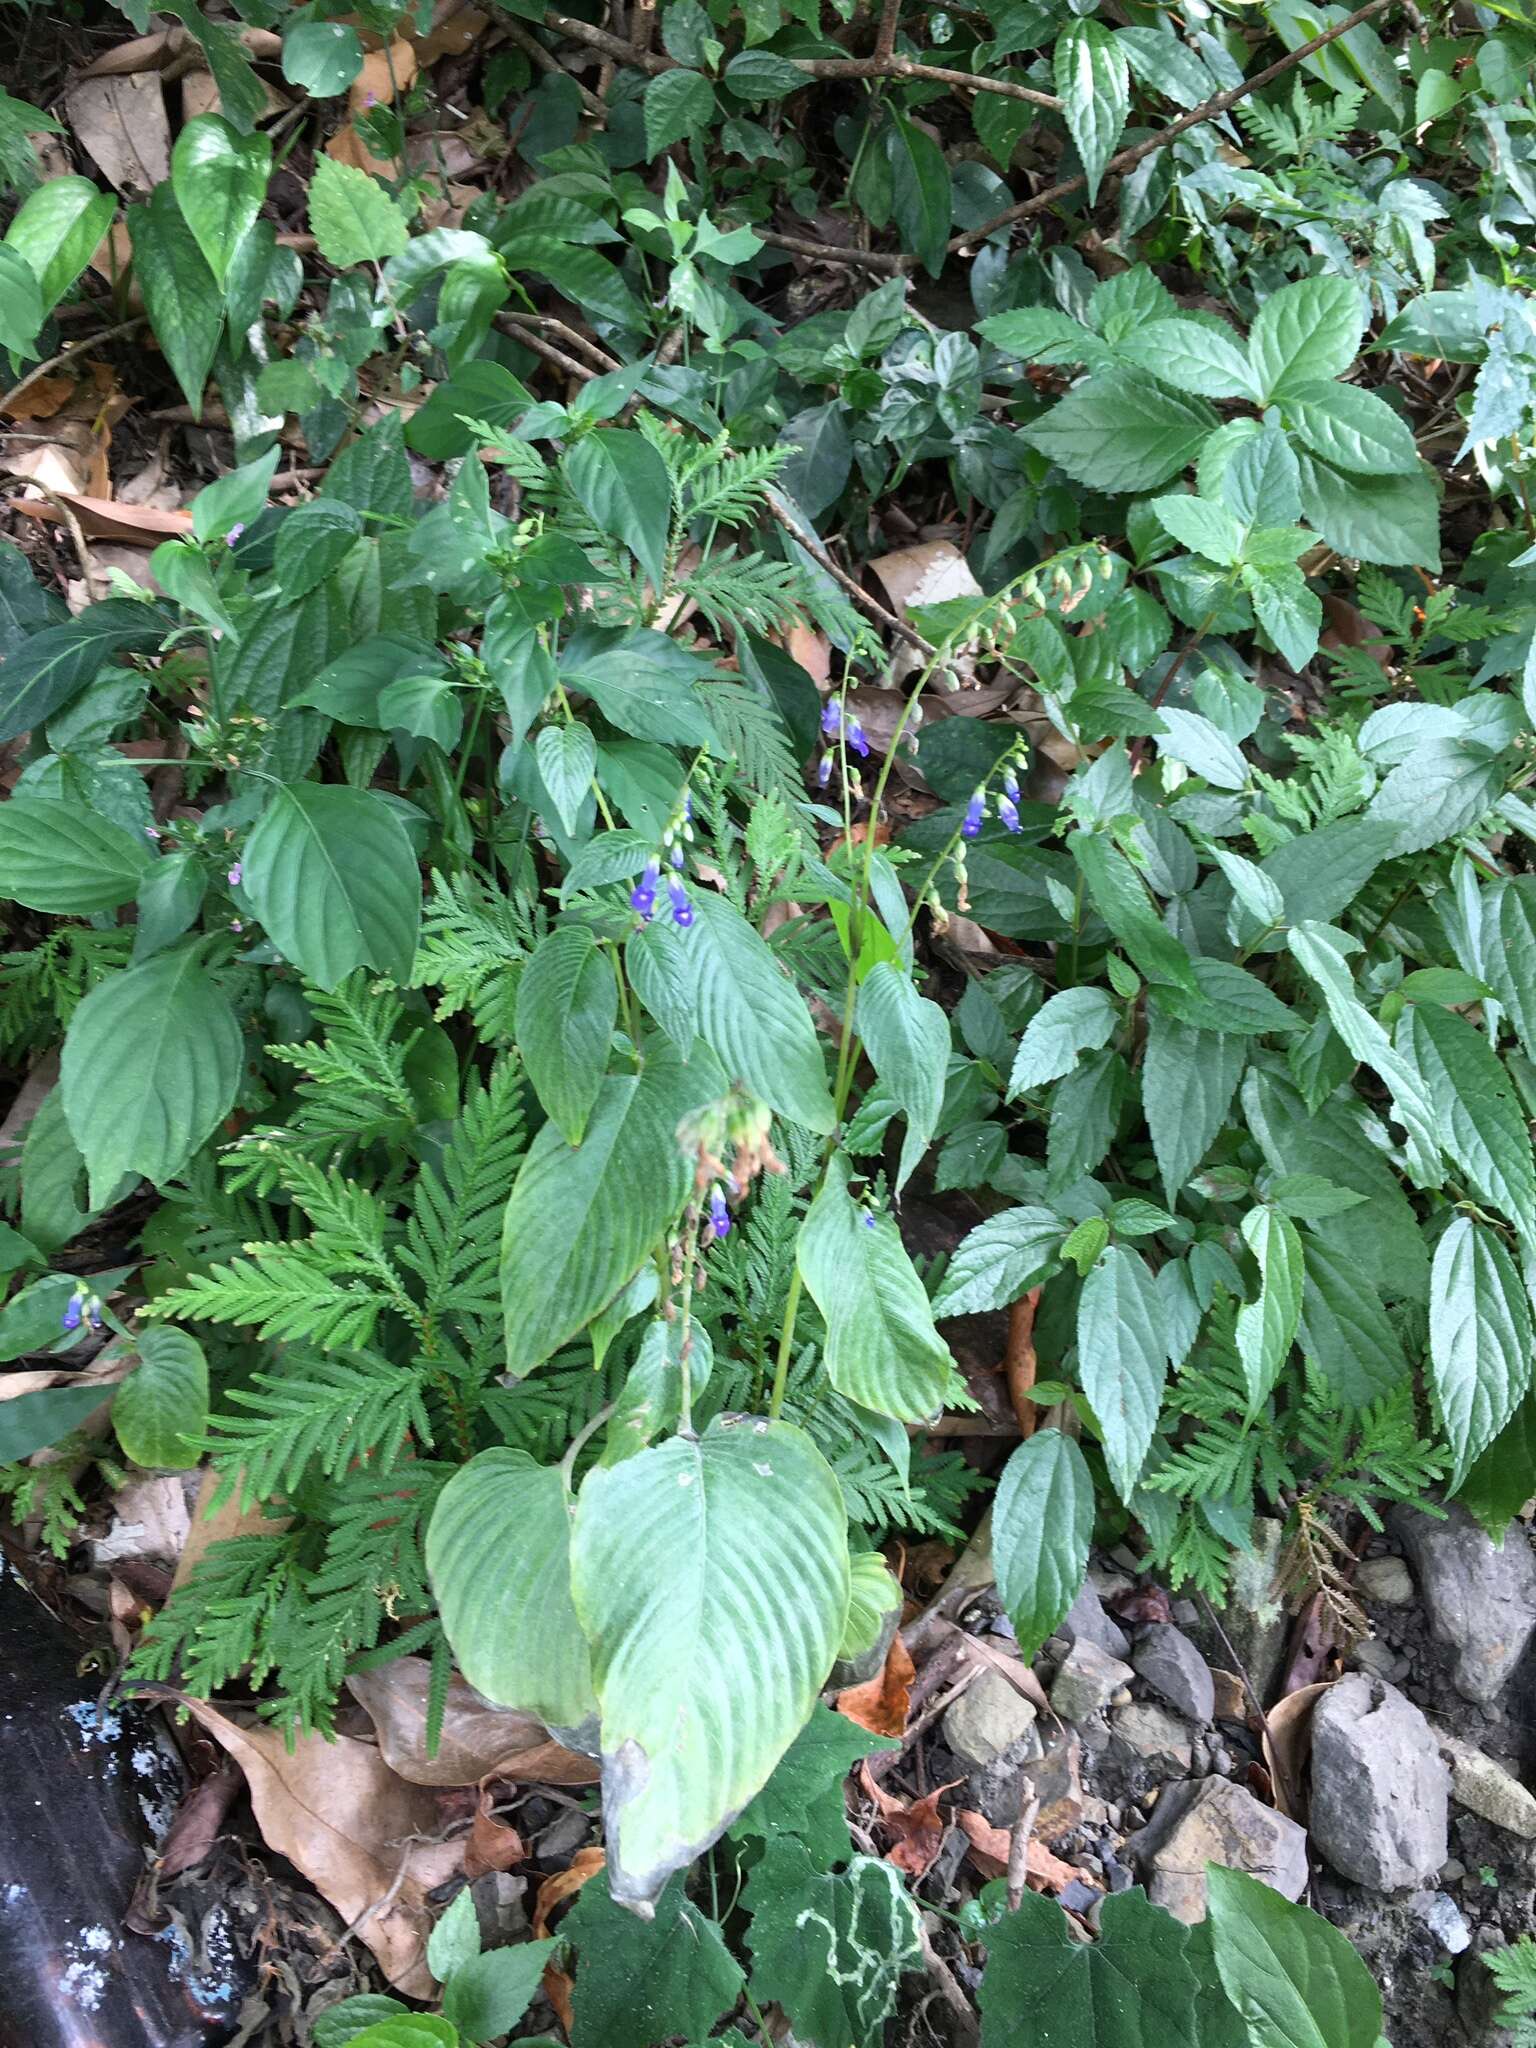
[1054, 20, 1129, 204]
[310, 1995, 411, 2048]
[0, 796, 156, 913]
[171, 114, 269, 287]
[444, 1941, 555, 2043]
[930, 1207, 1063, 1318]
[1297, 1237, 1409, 1408]
[1428, 1215, 1533, 1488]
[308, 156, 410, 266]
[1249, 276, 1364, 401]
[1009, 986, 1118, 1096]
[885, 111, 951, 276]
[992, 1428, 1094, 1662]
[1296, 452, 1440, 571]
[535, 721, 598, 837]
[112, 1327, 207, 1469]
[1152, 493, 1246, 567]
[1485, 876, 1536, 1061]
[1023, 372, 1216, 493]
[1124, 318, 1257, 400]
[1235, 1205, 1304, 1416]
[427, 1448, 595, 1729]
[1070, 830, 1197, 991]
[1402, 1001, 1536, 1243]
[243, 782, 420, 990]
[855, 962, 948, 1188]
[515, 925, 615, 1146]
[1154, 705, 1249, 787]
[1207, 1866, 1381, 2048]
[643, 67, 715, 153]
[797, 1154, 951, 1420]
[60, 951, 244, 1205]
[566, 1875, 743, 2048]
[731, 1703, 899, 1870]
[1285, 379, 1419, 475]
[563, 429, 672, 595]
[1245, 563, 1324, 671]
[1077, 1246, 1168, 1503]
[745, 1842, 924, 2048]
[570, 1414, 849, 1908]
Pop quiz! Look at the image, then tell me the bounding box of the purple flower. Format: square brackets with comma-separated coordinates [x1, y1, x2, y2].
[682, 793, 693, 822]
[1003, 765, 1020, 801]
[630, 859, 660, 920]
[87, 1297, 104, 1331]
[821, 701, 842, 738]
[862, 1212, 877, 1229]
[61, 1296, 83, 1333]
[962, 792, 986, 839]
[227, 862, 243, 887]
[816, 754, 833, 787]
[846, 716, 869, 759]
[669, 843, 686, 870]
[708, 1186, 731, 1237]
[144, 825, 161, 842]
[998, 794, 1021, 834]
[224, 522, 246, 546]
[668, 875, 693, 928]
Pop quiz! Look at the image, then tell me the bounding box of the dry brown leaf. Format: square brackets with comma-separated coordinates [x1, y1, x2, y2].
[835, 1631, 915, 1738]
[868, 539, 982, 617]
[534, 1843, 606, 2035]
[348, 1658, 600, 1788]
[172, 1696, 461, 1997]
[11, 492, 192, 542]
[172, 1463, 292, 1593]
[79, 25, 281, 76]
[782, 621, 831, 685]
[954, 1808, 1077, 1893]
[64, 73, 171, 196]
[0, 1353, 130, 1403]
[157, 1760, 244, 1878]
[859, 1763, 960, 1878]
[1, 374, 73, 421]
[408, 0, 491, 65]
[463, 1788, 525, 1881]
[1262, 1679, 1332, 1821]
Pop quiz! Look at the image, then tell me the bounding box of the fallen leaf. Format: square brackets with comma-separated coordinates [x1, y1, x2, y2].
[1262, 1679, 1332, 1821]
[408, 0, 491, 66]
[1, 374, 73, 421]
[11, 493, 193, 542]
[91, 1472, 195, 1566]
[954, 1808, 1077, 1893]
[171, 1463, 292, 1593]
[835, 1630, 914, 1738]
[0, 1353, 131, 1402]
[158, 1759, 244, 1878]
[1108, 1583, 1173, 1626]
[348, 1658, 600, 1788]
[463, 1787, 525, 1880]
[533, 1843, 606, 2034]
[169, 1696, 461, 1997]
[64, 72, 172, 196]
[858, 1761, 960, 1879]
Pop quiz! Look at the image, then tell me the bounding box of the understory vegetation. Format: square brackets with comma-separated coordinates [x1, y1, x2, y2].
[2, 0, 1536, 2037]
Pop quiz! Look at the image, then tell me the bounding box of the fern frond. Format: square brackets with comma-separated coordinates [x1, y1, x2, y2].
[413, 870, 537, 1038]
[130, 1530, 304, 1697]
[1486, 1939, 1536, 2047]
[682, 445, 791, 529]
[207, 1351, 433, 1498]
[399, 1055, 526, 1324]
[681, 553, 811, 639]
[153, 1250, 392, 1351]
[701, 675, 805, 801]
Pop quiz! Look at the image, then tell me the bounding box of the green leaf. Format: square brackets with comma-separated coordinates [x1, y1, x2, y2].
[112, 1327, 208, 1469]
[282, 18, 364, 94]
[1121, 318, 1257, 400]
[427, 1888, 480, 1983]
[427, 1448, 595, 1728]
[308, 156, 410, 267]
[673, 891, 835, 1134]
[0, 1381, 118, 1464]
[1249, 276, 1364, 402]
[886, 112, 951, 277]
[1285, 380, 1419, 476]
[60, 951, 244, 1205]
[0, 599, 167, 744]
[1244, 563, 1324, 671]
[562, 430, 672, 595]
[1297, 1237, 1409, 1407]
[1152, 493, 1246, 567]
[745, 1842, 925, 2048]
[310, 1995, 411, 2047]
[1070, 830, 1197, 991]
[1459, 1392, 1536, 1541]
[777, 402, 853, 518]
[516, 925, 616, 1146]
[1077, 1245, 1168, 1502]
[797, 1153, 953, 1420]
[1403, 1002, 1536, 1243]
[1235, 1205, 1304, 1416]
[855, 962, 948, 1187]
[1206, 1866, 1381, 2048]
[1023, 373, 1216, 493]
[1009, 986, 1117, 1095]
[569, 1414, 849, 1907]
[1428, 1215, 1533, 1489]
[723, 50, 807, 98]
[500, 1055, 711, 1379]
[1296, 453, 1440, 570]
[1054, 20, 1129, 204]
[566, 1876, 743, 2048]
[0, 243, 42, 353]
[1486, 877, 1536, 1062]
[1154, 706, 1249, 787]
[979, 1878, 1199, 2048]
[992, 1428, 1094, 1662]
[444, 1942, 555, 2043]
[4, 176, 116, 319]
[929, 1207, 1063, 1317]
[0, 796, 156, 913]
[243, 782, 420, 990]
[344, 2022, 458, 2048]
[1222, 424, 1302, 527]
[272, 499, 364, 601]
[127, 185, 223, 413]
[977, 306, 1104, 368]
[535, 721, 598, 837]
[731, 1703, 898, 1870]
[643, 68, 715, 153]
[171, 114, 269, 287]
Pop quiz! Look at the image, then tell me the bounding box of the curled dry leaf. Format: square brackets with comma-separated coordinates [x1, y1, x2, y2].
[408, 0, 491, 67]
[63, 72, 171, 196]
[0, 1352, 131, 1403]
[954, 1808, 1078, 1893]
[835, 1630, 915, 1739]
[11, 493, 193, 543]
[463, 1786, 526, 1880]
[534, 1843, 606, 2034]
[348, 1656, 600, 1788]
[169, 1695, 462, 1998]
[1262, 1679, 1333, 1821]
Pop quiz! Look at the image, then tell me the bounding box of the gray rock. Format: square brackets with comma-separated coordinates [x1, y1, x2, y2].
[1133, 1625, 1215, 1724]
[1436, 1731, 1536, 1839]
[1391, 1504, 1536, 1705]
[1410, 1891, 1471, 1955]
[1127, 1776, 1309, 1923]
[943, 1668, 1039, 1772]
[1060, 1581, 1131, 1661]
[1355, 1555, 1413, 1605]
[1353, 1636, 1400, 1681]
[1110, 1701, 1194, 1769]
[1309, 1674, 1450, 1891]
[1050, 1639, 1134, 1724]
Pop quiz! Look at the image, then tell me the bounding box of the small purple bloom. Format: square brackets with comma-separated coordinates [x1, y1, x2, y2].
[227, 862, 242, 887]
[708, 1186, 731, 1237]
[862, 1212, 877, 1229]
[1003, 765, 1020, 801]
[669, 843, 686, 870]
[682, 794, 693, 822]
[821, 701, 842, 738]
[630, 859, 660, 920]
[224, 522, 246, 546]
[668, 875, 693, 928]
[230, 918, 243, 933]
[998, 794, 1021, 834]
[846, 716, 869, 759]
[144, 825, 161, 842]
[86, 1296, 104, 1331]
[61, 1296, 83, 1333]
[816, 754, 833, 787]
[962, 792, 986, 839]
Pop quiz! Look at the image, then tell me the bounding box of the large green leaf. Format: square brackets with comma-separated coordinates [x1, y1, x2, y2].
[171, 114, 269, 286]
[0, 796, 156, 913]
[796, 1154, 952, 1420]
[562, 430, 671, 596]
[1009, 986, 1117, 1096]
[569, 1415, 850, 1908]
[886, 111, 951, 277]
[1023, 373, 1216, 494]
[500, 1055, 713, 1379]
[4, 175, 116, 318]
[673, 891, 835, 1134]
[1428, 1215, 1533, 1487]
[308, 155, 410, 266]
[427, 1448, 595, 1730]
[1295, 452, 1440, 570]
[112, 1327, 208, 1470]
[1077, 1245, 1167, 1503]
[1297, 1238, 1409, 1408]
[565, 1875, 742, 2048]
[1285, 380, 1419, 475]
[0, 599, 168, 744]
[745, 1841, 924, 2048]
[1055, 20, 1129, 203]
[242, 782, 420, 989]
[1235, 1205, 1304, 1416]
[0, 242, 42, 353]
[1070, 829, 1197, 991]
[60, 950, 244, 1205]
[1206, 1867, 1381, 2048]
[978, 1884, 1199, 2048]
[1485, 876, 1536, 1060]
[1248, 276, 1364, 401]
[855, 962, 947, 1188]
[0, 1381, 118, 1464]
[1402, 1001, 1536, 1243]
[443, 1943, 554, 2046]
[929, 1206, 1063, 1318]
[128, 185, 223, 413]
[1142, 1014, 1246, 1201]
[992, 1428, 1094, 1662]
[516, 925, 616, 1146]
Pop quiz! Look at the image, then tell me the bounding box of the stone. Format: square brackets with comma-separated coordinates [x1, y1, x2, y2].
[1353, 1636, 1399, 1681]
[1355, 1555, 1414, 1605]
[1410, 1891, 1471, 1955]
[1391, 1504, 1536, 1705]
[1309, 1674, 1450, 1891]
[1436, 1731, 1536, 1839]
[1133, 1625, 1215, 1724]
[1110, 1701, 1194, 1770]
[1127, 1777, 1309, 1923]
[1182, 1516, 1290, 1707]
[1050, 1639, 1134, 1725]
[1060, 1581, 1131, 1661]
[1210, 1669, 1247, 1723]
[943, 1669, 1039, 1772]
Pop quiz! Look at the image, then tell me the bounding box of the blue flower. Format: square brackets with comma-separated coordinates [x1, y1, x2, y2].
[708, 1186, 731, 1237]
[630, 858, 660, 920]
[669, 843, 686, 870]
[61, 1295, 83, 1333]
[846, 716, 869, 759]
[816, 754, 833, 787]
[998, 794, 1021, 833]
[668, 875, 694, 928]
[1003, 764, 1021, 801]
[821, 701, 842, 738]
[962, 792, 986, 839]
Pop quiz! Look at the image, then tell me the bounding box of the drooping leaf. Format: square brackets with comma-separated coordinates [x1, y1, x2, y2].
[991, 1428, 1094, 1662]
[929, 1207, 1063, 1318]
[1428, 1214, 1533, 1488]
[1206, 1866, 1381, 2048]
[242, 782, 421, 989]
[1235, 1205, 1304, 1416]
[562, 430, 672, 596]
[855, 961, 948, 1187]
[170, 114, 269, 286]
[128, 184, 224, 412]
[885, 111, 951, 276]
[515, 925, 616, 1146]
[1402, 1001, 1536, 1244]
[1142, 1014, 1245, 1202]
[1077, 1246, 1167, 1503]
[1054, 20, 1129, 204]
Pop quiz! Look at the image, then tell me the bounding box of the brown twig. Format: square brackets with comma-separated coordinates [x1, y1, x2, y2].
[874, 0, 902, 64]
[493, 313, 604, 386]
[1004, 1284, 1041, 1438]
[766, 490, 937, 655]
[950, 0, 1395, 249]
[1006, 1777, 1040, 1912]
[1, 317, 148, 416]
[498, 308, 622, 373]
[501, 16, 610, 118]
[755, 229, 907, 274]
